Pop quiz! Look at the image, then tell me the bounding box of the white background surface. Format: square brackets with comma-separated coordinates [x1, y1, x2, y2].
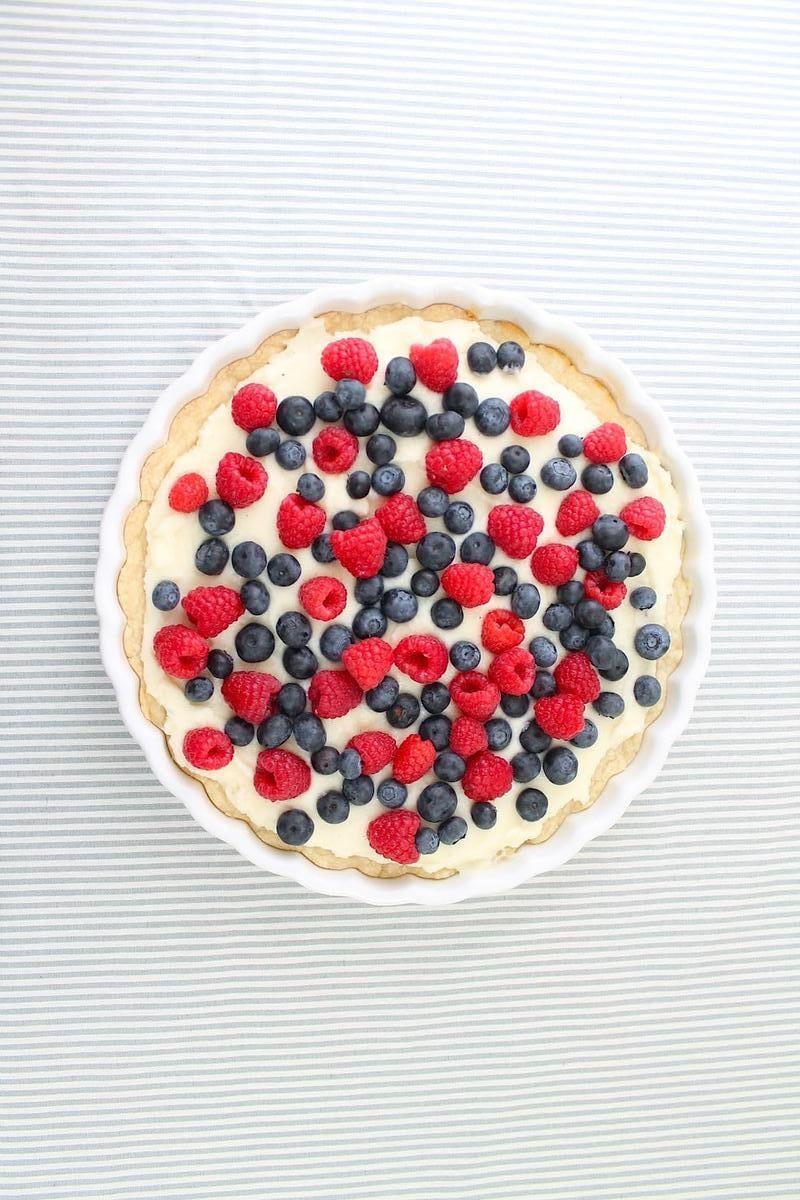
[1, 3, 798, 1198]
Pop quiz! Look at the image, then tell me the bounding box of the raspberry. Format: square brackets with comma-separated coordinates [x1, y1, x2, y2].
[308, 670, 363, 718]
[254, 748, 311, 802]
[215, 452, 267, 509]
[367, 809, 421, 865]
[168, 472, 208, 513]
[486, 505, 544, 558]
[509, 390, 560, 436]
[330, 517, 387, 579]
[425, 439, 483, 494]
[441, 563, 495, 608]
[298, 576, 347, 621]
[583, 422, 627, 463]
[481, 609, 525, 653]
[620, 497, 666, 541]
[555, 490, 600, 537]
[221, 671, 281, 724]
[312, 426, 359, 474]
[392, 733, 437, 784]
[231, 382, 277, 431]
[276, 493, 327, 549]
[450, 671, 501, 720]
[449, 716, 489, 758]
[183, 727, 234, 771]
[181, 586, 244, 638]
[394, 634, 448, 684]
[341, 638, 394, 689]
[488, 647, 535, 696]
[346, 731, 397, 774]
[153, 625, 209, 679]
[375, 493, 427, 543]
[408, 338, 458, 392]
[553, 651, 601, 702]
[531, 543, 579, 587]
[320, 337, 379, 385]
[462, 751, 513, 802]
[583, 569, 627, 610]
[534, 693, 585, 740]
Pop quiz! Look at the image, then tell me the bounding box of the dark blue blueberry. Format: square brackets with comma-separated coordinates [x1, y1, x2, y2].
[421, 682, 450, 714]
[418, 782, 457, 823]
[630, 586, 657, 610]
[381, 588, 418, 624]
[386, 692, 420, 729]
[434, 752, 466, 782]
[531, 636, 558, 668]
[628, 552, 646, 577]
[231, 540, 267, 578]
[276, 611, 311, 647]
[292, 712, 326, 752]
[344, 403, 380, 437]
[184, 676, 213, 703]
[511, 752, 541, 783]
[276, 809, 314, 846]
[634, 623, 670, 660]
[316, 791, 350, 824]
[431, 598, 463, 629]
[571, 719, 598, 749]
[366, 433, 396, 465]
[493, 565, 518, 596]
[516, 789, 548, 821]
[558, 580, 584, 607]
[257, 713, 293, 748]
[417, 485, 449, 517]
[500, 444, 530, 474]
[449, 640, 480, 671]
[480, 463, 508, 495]
[508, 474, 537, 503]
[486, 717, 512, 750]
[619, 453, 649, 489]
[411, 569, 439, 598]
[427, 410, 465, 441]
[195, 538, 229, 576]
[384, 356, 416, 395]
[277, 682, 306, 716]
[558, 433, 583, 458]
[604, 551, 631, 582]
[466, 341, 497, 374]
[444, 501, 474, 534]
[531, 671, 557, 699]
[277, 394, 314, 436]
[207, 649, 234, 679]
[365, 675, 400, 713]
[381, 394, 427, 436]
[276, 439, 306, 471]
[199, 499, 235, 536]
[235, 623, 275, 663]
[443, 381, 480, 417]
[241, 579, 269, 615]
[598, 614, 616, 638]
[338, 748, 362, 780]
[519, 721, 552, 754]
[342, 775, 374, 806]
[560, 622, 589, 651]
[282, 645, 318, 679]
[224, 716, 254, 746]
[575, 598, 608, 630]
[381, 542, 408, 578]
[267, 554, 301, 586]
[438, 816, 468, 845]
[152, 580, 179, 610]
[353, 607, 388, 639]
[332, 510, 360, 531]
[346, 470, 371, 500]
[377, 778, 408, 809]
[246, 426, 280, 457]
[496, 340, 525, 372]
[577, 540, 605, 571]
[334, 378, 366, 411]
[542, 603, 572, 632]
[543, 745, 578, 784]
[600, 649, 629, 682]
[418, 715, 451, 750]
[585, 635, 617, 671]
[354, 575, 384, 606]
[474, 396, 510, 436]
[460, 532, 495, 564]
[416, 531, 456, 570]
[297, 472, 325, 502]
[511, 583, 540, 619]
[541, 457, 577, 490]
[582, 463, 614, 494]
[501, 692, 530, 718]
[311, 533, 335, 564]
[319, 623, 355, 661]
[634, 676, 662, 707]
[593, 691, 625, 718]
[415, 826, 440, 854]
[314, 390, 341, 422]
[372, 463, 405, 496]
[592, 514, 629, 551]
[311, 746, 340, 775]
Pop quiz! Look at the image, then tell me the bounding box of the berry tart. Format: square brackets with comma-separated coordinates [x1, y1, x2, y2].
[118, 300, 689, 880]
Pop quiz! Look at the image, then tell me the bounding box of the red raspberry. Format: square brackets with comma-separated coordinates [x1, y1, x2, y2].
[298, 576, 347, 621]
[441, 563, 495, 608]
[312, 426, 359, 474]
[392, 733, 437, 785]
[509, 390, 560, 436]
[583, 422, 627, 463]
[553, 651, 601, 702]
[320, 337, 379, 385]
[254, 748, 311, 802]
[425, 439, 483, 494]
[583, 570, 627, 610]
[486, 505, 544, 558]
[367, 809, 421, 865]
[341, 638, 394, 690]
[308, 670, 363, 719]
[183, 727, 233, 771]
[231, 383, 277, 432]
[488, 647, 535, 696]
[168, 472, 208, 513]
[462, 751, 513, 802]
[481, 609, 525, 653]
[534, 693, 585, 740]
[450, 671, 500, 720]
[330, 517, 387, 579]
[215, 452, 267, 508]
[346, 731, 397, 774]
[531, 543, 579, 586]
[221, 671, 281, 724]
[620, 496, 666, 541]
[375, 493, 427, 544]
[182, 586, 244, 638]
[393, 634, 448, 684]
[408, 338, 458, 392]
[555, 490, 600, 537]
[276, 493, 327, 550]
[153, 625, 209, 679]
[449, 716, 489, 758]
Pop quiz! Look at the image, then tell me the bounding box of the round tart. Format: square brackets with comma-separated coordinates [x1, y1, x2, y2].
[119, 302, 688, 879]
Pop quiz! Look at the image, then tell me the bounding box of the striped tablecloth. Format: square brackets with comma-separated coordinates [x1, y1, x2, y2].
[1, 3, 798, 1198]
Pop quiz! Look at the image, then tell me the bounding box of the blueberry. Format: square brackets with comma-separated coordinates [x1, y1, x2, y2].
[531, 671, 557, 698]
[343, 776, 374, 806]
[292, 713, 326, 753]
[511, 752, 541, 783]
[338, 748, 362, 780]
[438, 816, 468, 845]
[418, 782, 457, 823]
[574, 598, 608, 631]
[516, 789, 548, 821]
[387, 692, 420, 729]
[184, 676, 213, 703]
[381, 589, 417, 624]
[416, 531, 456, 571]
[630, 586, 657, 610]
[558, 580, 584, 607]
[634, 675, 662, 707]
[241, 579, 269, 615]
[381, 542, 409, 578]
[283, 646, 318, 679]
[577, 540, 605, 571]
[427, 411, 465, 441]
[543, 745, 578, 784]
[634, 623, 670, 660]
[474, 396, 510, 436]
[431, 598, 463, 629]
[381, 394, 427, 437]
[558, 433, 583, 458]
[500, 444, 530, 474]
[365, 676, 400, 713]
[231, 540, 267, 579]
[470, 802, 497, 830]
[486, 717, 512, 750]
[225, 716, 254, 746]
[277, 395, 314, 436]
[335, 378, 366, 411]
[493, 565, 517, 596]
[508, 474, 537, 503]
[297, 472, 325, 502]
[152, 580, 179, 610]
[199, 499, 235, 536]
[441, 382, 479, 420]
[344, 403, 380, 437]
[604, 551, 631, 582]
[444, 501, 474, 534]
[353, 606, 388, 639]
[501, 692, 530, 718]
[355, 575, 384, 606]
[593, 691, 625, 718]
[585, 635, 617, 671]
[496, 340, 525, 372]
[267, 553, 301, 586]
[511, 583, 540, 619]
[366, 433, 396, 465]
[411, 569, 439, 598]
[598, 614, 616, 638]
[417, 486, 449, 517]
[466, 342, 497, 374]
[571, 719, 598, 749]
[542, 603, 572, 632]
[560, 622, 589, 651]
[519, 721, 552, 754]
[276, 809, 314, 846]
[372, 464, 405, 496]
[460, 532, 494, 564]
[332, 510, 360, 532]
[619, 453, 649, 488]
[316, 792, 350, 824]
[276, 611, 311, 647]
[377, 778, 407, 809]
[415, 826, 440, 855]
[541, 457, 577, 490]
[628, 552, 647, 577]
[246, 426, 281, 457]
[311, 746, 340, 775]
[319, 623, 354, 661]
[384, 356, 416, 395]
[600, 649, 629, 682]
[278, 682, 306, 716]
[531, 636, 558, 668]
[311, 533, 336, 564]
[275, 439, 306, 471]
[435, 752, 466, 782]
[418, 715, 451, 750]
[235, 623, 275, 662]
[314, 390, 341, 422]
[421, 682, 450, 714]
[592, 514, 629, 551]
[346, 470, 371, 500]
[257, 713, 293, 748]
[582, 463, 614, 494]
[208, 649, 234, 679]
[194, 538, 229, 575]
[450, 640, 480, 671]
[480, 463, 508, 495]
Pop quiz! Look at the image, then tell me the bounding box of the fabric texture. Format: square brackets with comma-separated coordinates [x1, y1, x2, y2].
[1, 2, 798, 1198]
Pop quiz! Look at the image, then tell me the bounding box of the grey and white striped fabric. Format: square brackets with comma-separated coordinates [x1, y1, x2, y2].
[2, 3, 798, 1198]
